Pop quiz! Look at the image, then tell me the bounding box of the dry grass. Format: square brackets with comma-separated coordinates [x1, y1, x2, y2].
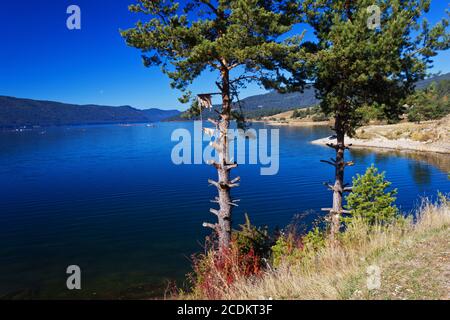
[354, 115, 450, 143]
[314, 115, 450, 154]
[192, 199, 450, 300]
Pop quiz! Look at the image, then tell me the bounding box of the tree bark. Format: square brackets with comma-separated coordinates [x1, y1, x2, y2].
[217, 66, 233, 250]
[330, 120, 345, 244]
[204, 65, 237, 251]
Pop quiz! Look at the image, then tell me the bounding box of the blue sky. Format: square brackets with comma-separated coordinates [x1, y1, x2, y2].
[0, 1, 449, 110]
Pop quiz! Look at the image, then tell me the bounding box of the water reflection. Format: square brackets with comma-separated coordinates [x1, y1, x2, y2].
[351, 147, 450, 180]
[409, 162, 432, 186]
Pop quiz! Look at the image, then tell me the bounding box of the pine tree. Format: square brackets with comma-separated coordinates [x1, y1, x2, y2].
[345, 165, 398, 225]
[407, 80, 450, 122]
[121, 0, 299, 251]
[295, 0, 449, 242]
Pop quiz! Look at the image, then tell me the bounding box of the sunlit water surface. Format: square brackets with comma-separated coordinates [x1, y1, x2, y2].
[0, 122, 448, 298]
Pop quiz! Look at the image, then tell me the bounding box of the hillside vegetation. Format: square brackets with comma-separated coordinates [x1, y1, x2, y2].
[0, 96, 180, 128]
[264, 76, 450, 126]
[185, 198, 449, 300]
[179, 164, 449, 301]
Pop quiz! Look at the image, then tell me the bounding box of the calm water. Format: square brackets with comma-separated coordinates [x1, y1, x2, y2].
[0, 122, 448, 298]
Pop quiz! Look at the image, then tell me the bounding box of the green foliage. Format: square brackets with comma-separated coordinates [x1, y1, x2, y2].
[291, 105, 328, 121]
[437, 191, 449, 206]
[302, 227, 326, 252]
[355, 103, 385, 124]
[233, 214, 272, 259]
[270, 226, 326, 268]
[407, 80, 450, 122]
[181, 99, 202, 119]
[345, 165, 399, 225]
[311, 112, 329, 122]
[121, 0, 300, 103]
[0, 96, 180, 128]
[290, 0, 450, 135]
[270, 233, 299, 268]
[248, 108, 284, 119]
[291, 108, 308, 119]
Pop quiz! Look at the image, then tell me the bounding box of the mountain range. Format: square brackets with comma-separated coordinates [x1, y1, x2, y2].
[0, 96, 180, 128]
[1, 72, 448, 128]
[169, 72, 450, 120]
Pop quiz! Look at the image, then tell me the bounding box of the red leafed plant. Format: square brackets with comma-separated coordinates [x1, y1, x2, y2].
[190, 240, 264, 299]
[190, 215, 272, 299]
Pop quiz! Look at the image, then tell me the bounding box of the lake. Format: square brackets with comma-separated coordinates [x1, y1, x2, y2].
[0, 122, 448, 298]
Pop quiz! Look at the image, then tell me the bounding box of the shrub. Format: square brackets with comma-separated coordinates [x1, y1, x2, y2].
[189, 242, 263, 299]
[233, 214, 272, 259]
[270, 232, 302, 268]
[292, 109, 309, 119]
[345, 165, 399, 226]
[312, 113, 329, 122]
[410, 130, 434, 142]
[406, 80, 450, 122]
[302, 227, 326, 252]
[356, 104, 384, 124]
[270, 223, 326, 268]
[190, 215, 270, 299]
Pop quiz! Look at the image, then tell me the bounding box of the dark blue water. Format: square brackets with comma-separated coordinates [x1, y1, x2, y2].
[0, 122, 448, 298]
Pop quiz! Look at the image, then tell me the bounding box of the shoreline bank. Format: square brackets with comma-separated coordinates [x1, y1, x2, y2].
[311, 116, 450, 155]
[311, 135, 450, 154]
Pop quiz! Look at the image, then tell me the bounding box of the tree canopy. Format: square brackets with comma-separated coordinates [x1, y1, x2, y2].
[303, 0, 449, 132]
[121, 0, 302, 103]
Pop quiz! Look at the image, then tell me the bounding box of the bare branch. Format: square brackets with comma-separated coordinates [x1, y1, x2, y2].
[320, 159, 337, 167]
[230, 75, 258, 84]
[208, 179, 220, 188]
[203, 222, 218, 230]
[207, 118, 219, 127]
[208, 62, 221, 70]
[209, 208, 220, 216]
[224, 163, 238, 171]
[230, 176, 241, 184]
[326, 143, 339, 150]
[323, 182, 336, 191]
[228, 62, 240, 70]
[215, 81, 223, 91]
[199, 0, 219, 16]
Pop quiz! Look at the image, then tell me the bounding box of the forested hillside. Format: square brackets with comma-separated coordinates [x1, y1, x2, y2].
[0, 96, 180, 128]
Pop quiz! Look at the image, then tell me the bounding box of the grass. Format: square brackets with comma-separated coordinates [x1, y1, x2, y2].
[185, 199, 449, 300]
[354, 115, 450, 143]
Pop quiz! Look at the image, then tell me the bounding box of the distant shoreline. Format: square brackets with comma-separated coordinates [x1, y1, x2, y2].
[252, 119, 330, 127]
[311, 136, 450, 154]
[254, 110, 450, 154]
[311, 116, 450, 155]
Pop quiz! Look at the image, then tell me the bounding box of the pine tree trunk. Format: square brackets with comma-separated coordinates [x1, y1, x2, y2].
[204, 66, 238, 251]
[322, 113, 354, 244]
[217, 67, 233, 250]
[330, 123, 345, 244]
